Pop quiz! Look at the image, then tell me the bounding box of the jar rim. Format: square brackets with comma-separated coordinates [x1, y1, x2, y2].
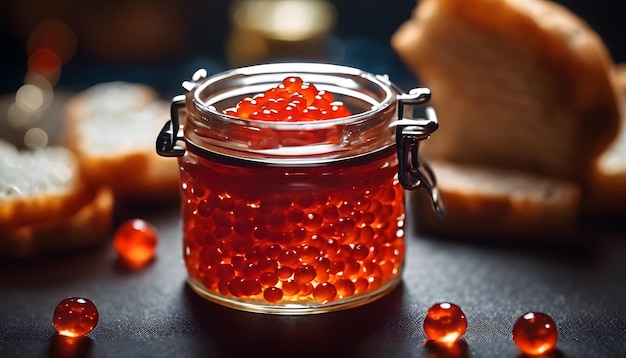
[191, 62, 398, 129]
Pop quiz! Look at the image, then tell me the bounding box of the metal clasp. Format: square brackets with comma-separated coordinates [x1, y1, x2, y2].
[156, 69, 210, 158]
[156, 95, 186, 157]
[392, 88, 445, 217]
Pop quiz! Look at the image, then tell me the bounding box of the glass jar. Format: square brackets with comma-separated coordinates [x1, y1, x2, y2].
[157, 63, 441, 314]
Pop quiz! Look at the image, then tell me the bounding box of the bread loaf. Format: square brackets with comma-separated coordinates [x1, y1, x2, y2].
[412, 160, 581, 239]
[392, 0, 621, 185]
[0, 140, 113, 258]
[64, 82, 180, 202]
[391, 0, 624, 237]
[587, 64, 626, 219]
[0, 141, 92, 230]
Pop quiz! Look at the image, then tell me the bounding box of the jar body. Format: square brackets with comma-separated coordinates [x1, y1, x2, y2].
[162, 63, 434, 314]
[179, 145, 404, 314]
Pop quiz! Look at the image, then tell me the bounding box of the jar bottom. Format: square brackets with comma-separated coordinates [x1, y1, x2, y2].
[186, 274, 403, 315]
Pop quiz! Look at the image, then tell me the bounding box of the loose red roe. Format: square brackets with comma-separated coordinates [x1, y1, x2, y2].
[512, 312, 558, 355]
[223, 76, 351, 121]
[52, 297, 99, 337]
[113, 219, 159, 267]
[423, 302, 468, 344]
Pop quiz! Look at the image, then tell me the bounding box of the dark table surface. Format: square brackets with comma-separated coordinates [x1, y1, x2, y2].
[1, 196, 625, 358]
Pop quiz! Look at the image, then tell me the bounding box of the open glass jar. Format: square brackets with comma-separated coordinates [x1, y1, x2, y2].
[157, 63, 441, 314]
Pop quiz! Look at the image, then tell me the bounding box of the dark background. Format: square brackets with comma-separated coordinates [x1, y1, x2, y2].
[1, 0, 625, 97]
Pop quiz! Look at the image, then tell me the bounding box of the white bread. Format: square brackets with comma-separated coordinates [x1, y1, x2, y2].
[413, 160, 581, 238]
[392, 0, 621, 185]
[586, 64, 626, 218]
[0, 187, 113, 258]
[64, 82, 180, 202]
[1, 141, 92, 230]
[0, 140, 114, 258]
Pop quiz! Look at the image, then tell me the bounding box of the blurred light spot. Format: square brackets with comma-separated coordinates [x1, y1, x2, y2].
[28, 48, 62, 79]
[23, 73, 54, 110]
[24, 127, 49, 149]
[16, 84, 44, 112]
[7, 102, 32, 127]
[27, 19, 77, 64]
[233, 0, 335, 42]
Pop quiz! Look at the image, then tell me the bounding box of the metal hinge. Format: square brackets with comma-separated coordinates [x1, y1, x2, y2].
[156, 69, 210, 157]
[391, 87, 445, 217]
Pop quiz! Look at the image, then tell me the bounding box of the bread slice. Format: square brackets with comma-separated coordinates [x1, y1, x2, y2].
[0, 141, 93, 230]
[586, 64, 626, 218]
[392, 0, 621, 185]
[412, 160, 581, 239]
[0, 140, 114, 258]
[64, 82, 180, 202]
[0, 187, 113, 258]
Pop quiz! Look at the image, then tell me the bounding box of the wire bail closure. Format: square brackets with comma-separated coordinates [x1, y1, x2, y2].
[156, 69, 209, 157]
[392, 88, 444, 217]
[155, 95, 185, 157]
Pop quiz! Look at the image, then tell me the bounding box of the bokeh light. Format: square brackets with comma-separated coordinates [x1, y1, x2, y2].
[24, 127, 49, 149]
[28, 48, 62, 82]
[228, 0, 336, 66]
[27, 19, 77, 64]
[4, 18, 75, 148]
[16, 84, 45, 112]
[232, 0, 336, 42]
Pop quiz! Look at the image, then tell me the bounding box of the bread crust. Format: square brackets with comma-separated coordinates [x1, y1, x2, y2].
[392, 0, 621, 184]
[0, 142, 115, 258]
[0, 187, 113, 258]
[586, 64, 626, 218]
[64, 82, 180, 202]
[413, 160, 581, 238]
[0, 145, 94, 230]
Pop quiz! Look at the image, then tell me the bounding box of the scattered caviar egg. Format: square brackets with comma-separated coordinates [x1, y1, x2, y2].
[423, 302, 468, 344]
[223, 76, 351, 121]
[52, 297, 99, 337]
[512, 312, 558, 355]
[113, 218, 158, 267]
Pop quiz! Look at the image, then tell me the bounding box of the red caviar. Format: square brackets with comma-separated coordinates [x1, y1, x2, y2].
[113, 219, 158, 268]
[179, 73, 405, 309]
[52, 297, 99, 337]
[223, 76, 351, 121]
[512, 312, 558, 355]
[423, 302, 468, 344]
[181, 152, 404, 305]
